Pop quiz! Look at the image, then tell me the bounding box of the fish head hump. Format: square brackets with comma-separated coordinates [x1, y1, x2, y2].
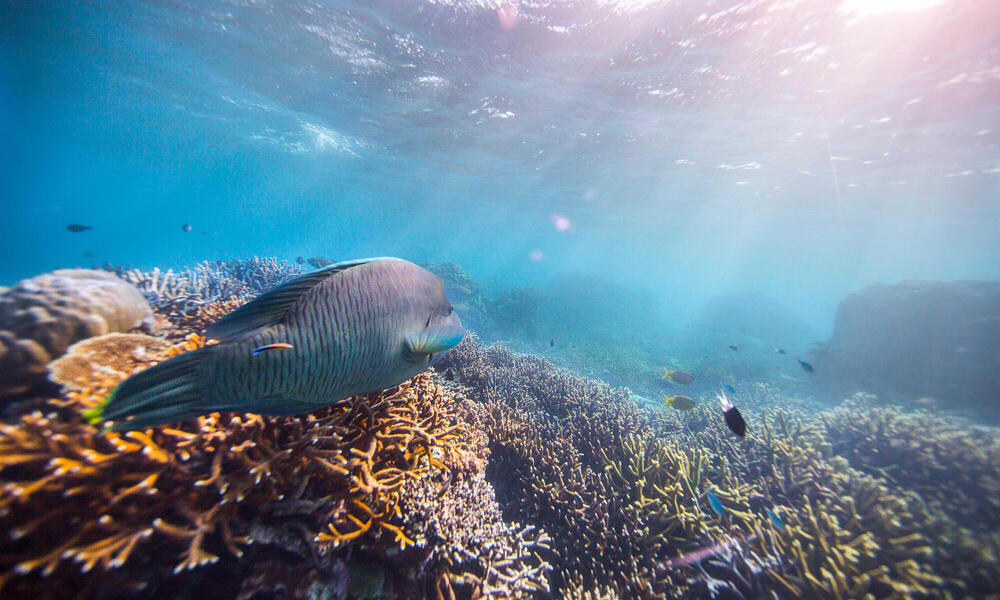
[388, 262, 465, 365]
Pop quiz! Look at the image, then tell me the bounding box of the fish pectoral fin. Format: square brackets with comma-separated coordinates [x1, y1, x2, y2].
[207, 257, 400, 342]
[404, 325, 466, 362]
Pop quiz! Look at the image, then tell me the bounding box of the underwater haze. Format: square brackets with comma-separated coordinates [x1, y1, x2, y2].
[4, 0, 999, 332]
[2, 1, 1000, 598]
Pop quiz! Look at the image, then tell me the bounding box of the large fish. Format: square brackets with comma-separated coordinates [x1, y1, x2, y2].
[85, 257, 465, 430]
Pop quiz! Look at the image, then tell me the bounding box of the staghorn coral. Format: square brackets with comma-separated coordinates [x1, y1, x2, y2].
[104, 257, 301, 325]
[400, 472, 552, 599]
[821, 395, 1000, 598]
[0, 269, 153, 397]
[437, 335, 999, 600]
[0, 325, 477, 598]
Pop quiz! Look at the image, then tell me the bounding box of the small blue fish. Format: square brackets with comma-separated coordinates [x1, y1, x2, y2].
[795, 357, 814, 373]
[706, 489, 725, 517]
[765, 507, 786, 531]
[724, 384, 736, 394]
[253, 342, 294, 355]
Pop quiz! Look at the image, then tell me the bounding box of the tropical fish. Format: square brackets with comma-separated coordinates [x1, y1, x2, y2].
[83, 257, 465, 431]
[253, 342, 294, 355]
[663, 395, 696, 411]
[706, 489, 725, 517]
[662, 368, 695, 385]
[550, 338, 554, 347]
[765, 507, 786, 531]
[724, 384, 736, 394]
[296, 256, 306, 264]
[67, 224, 92, 232]
[308, 256, 336, 268]
[182, 223, 192, 232]
[795, 357, 814, 373]
[728, 345, 739, 351]
[718, 390, 746, 438]
[775, 348, 786, 354]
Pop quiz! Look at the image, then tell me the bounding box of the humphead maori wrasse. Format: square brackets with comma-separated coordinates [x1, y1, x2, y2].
[85, 257, 465, 430]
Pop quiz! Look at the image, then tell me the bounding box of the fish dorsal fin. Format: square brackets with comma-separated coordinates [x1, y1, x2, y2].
[207, 257, 399, 342]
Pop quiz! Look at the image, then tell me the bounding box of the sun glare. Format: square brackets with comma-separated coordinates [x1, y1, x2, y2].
[837, 0, 947, 18]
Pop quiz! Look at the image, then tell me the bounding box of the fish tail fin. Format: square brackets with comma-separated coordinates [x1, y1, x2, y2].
[663, 395, 674, 407]
[85, 348, 208, 431]
[662, 368, 670, 379]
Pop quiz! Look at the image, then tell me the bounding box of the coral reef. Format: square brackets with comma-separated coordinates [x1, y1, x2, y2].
[104, 258, 301, 325]
[0, 321, 551, 599]
[47, 333, 171, 392]
[822, 394, 1000, 597]
[816, 280, 1000, 416]
[0, 269, 153, 397]
[2, 261, 998, 600]
[437, 335, 1000, 600]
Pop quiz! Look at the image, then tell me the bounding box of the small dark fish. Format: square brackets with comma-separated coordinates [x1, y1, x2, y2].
[728, 345, 739, 351]
[550, 339, 554, 347]
[296, 256, 306, 264]
[82, 250, 97, 258]
[765, 507, 786, 531]
[182, 223, 192, 232]
[252, 342, 295, 355]
[795, 357, 814, 373]
[706, 489, 725, 517]
[775, 348, 786, 354]
[724, 384, 736, 394]
[308, 257, 336, 268]
[718, 390, 746, 438]
[67, 224, 92, 233]
[662, 368, 695, 385]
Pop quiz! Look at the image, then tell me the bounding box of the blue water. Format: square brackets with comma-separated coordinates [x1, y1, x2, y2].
[2, 0, 999, 337]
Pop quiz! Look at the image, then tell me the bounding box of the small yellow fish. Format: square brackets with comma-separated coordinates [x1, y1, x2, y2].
[663, 395, 697, 411]
[662, 368, 696, 385]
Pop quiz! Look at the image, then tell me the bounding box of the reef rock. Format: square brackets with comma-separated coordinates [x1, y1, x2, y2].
[0, 269, 153, 397]
[816, 280, 1000, 413]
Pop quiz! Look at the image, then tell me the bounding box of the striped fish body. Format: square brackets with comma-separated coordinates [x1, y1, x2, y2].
[204, 259, 458, 411]
[88, 258, 465, 430]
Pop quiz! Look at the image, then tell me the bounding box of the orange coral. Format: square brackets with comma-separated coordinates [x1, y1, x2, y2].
[0, 329, 473, 597]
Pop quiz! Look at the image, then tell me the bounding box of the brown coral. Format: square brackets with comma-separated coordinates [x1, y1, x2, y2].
[0, 269, 153, 396]
[0, 329, 481, 598]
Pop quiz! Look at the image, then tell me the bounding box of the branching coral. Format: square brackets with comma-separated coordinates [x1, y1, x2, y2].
[437, 336, 998, 600]
[104, 258, 301, 325]
[821, 395, 1000, 598]
[0, 326, 475, 598]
